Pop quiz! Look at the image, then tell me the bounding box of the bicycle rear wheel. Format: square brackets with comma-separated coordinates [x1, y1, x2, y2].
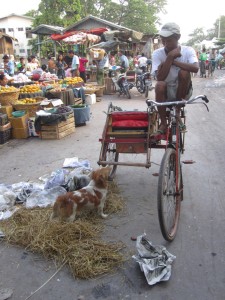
[157, 148, 182, 241]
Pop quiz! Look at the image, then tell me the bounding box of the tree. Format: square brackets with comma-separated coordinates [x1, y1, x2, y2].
[80, 0, 166, 34]
[186, 28, 206, 47]
[32, 0, 82, 28]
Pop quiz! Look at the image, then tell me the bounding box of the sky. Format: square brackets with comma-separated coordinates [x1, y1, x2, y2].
[0, 0, 223, 43]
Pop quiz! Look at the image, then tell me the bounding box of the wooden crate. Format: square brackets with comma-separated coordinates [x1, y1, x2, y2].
[104, 78, 116, 95]
[40, 115, 75, 140]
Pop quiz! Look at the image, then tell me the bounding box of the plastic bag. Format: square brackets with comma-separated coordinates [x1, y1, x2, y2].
[25, 186, 67, 208]
[44, 169, 68, 190]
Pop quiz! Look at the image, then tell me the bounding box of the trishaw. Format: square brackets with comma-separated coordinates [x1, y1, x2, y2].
[98, 95, 209, 241]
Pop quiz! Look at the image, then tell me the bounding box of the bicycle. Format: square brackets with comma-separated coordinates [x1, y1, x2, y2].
[146, 95, 209, 241]
[98, 95, 209, 241]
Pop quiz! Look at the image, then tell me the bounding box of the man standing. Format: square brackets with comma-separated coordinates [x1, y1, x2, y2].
[68, 50, 79, 77]
[151, 22, 199, 135]
[118, 51, 129, 73]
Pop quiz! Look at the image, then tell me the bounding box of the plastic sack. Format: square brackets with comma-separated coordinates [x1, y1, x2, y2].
[25, 186, 67, 208]
[44, 169, 68, 190]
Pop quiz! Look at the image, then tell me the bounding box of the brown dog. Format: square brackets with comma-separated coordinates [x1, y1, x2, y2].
[50, 167, 111, 222]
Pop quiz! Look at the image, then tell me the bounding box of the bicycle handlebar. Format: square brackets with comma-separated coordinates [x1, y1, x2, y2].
[146, 95, 209, 109]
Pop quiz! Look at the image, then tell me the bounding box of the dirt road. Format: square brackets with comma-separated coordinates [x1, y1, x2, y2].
[0, 70, 225, 300]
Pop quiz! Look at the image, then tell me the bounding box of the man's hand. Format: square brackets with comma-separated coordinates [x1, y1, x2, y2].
[168, 47, 181, 60]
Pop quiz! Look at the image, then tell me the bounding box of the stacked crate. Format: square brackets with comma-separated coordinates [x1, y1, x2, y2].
[40, 112, 75, 140]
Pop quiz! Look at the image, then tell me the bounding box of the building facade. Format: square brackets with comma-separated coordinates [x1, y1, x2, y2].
[0, 13, 34, 58]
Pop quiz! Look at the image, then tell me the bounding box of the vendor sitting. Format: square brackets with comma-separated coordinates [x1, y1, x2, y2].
[0, 73, 9, 87]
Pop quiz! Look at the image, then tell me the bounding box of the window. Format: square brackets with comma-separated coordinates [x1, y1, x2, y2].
[8, 28, 14, 32]
[18, 28, 23, 31]
[0, 28, 6, 33]
[26, 27, 32, 39]
[19, 49, 25, 53]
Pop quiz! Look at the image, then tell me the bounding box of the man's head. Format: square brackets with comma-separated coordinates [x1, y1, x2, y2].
[3, 55, 9, 63]
[159, 22, 181, 51]
[159, 22, 180, 38]
[68, 50, 74, 57]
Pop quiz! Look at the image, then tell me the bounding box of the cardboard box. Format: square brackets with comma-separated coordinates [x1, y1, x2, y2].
[9, 114, 29, 129]
[0, 105, 13, 117]
[12, 127, 29, 139]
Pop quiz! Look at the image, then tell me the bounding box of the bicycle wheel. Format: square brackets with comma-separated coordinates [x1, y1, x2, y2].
[102, 142, 119, 180]
[136, 79, 144, 93]
[157, 148, 182, 241]
[124, 86, 131, 99]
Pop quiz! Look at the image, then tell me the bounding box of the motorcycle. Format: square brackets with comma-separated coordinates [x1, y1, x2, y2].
[135, 69, 153, 97]
[111, 68, 134, 99]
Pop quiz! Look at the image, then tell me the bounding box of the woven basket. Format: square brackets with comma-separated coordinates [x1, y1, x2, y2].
[19, 91, 44, 99]
[0, 90, 20, 106]
[13, 97, 45, 117]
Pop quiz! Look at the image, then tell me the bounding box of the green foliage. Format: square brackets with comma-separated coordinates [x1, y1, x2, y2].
[80, 0, 166, 34]
[33, 0, 82, 28]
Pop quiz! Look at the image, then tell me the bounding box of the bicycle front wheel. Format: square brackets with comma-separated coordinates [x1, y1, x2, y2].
[157, 148, 182, 241]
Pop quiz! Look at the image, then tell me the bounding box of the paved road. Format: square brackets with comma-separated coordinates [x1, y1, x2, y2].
[0, 70, 225, 300]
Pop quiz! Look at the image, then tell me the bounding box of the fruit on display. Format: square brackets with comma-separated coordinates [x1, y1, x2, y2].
[0, 86, 18, 93]
[63, 77, 84, 85]
[15, 98, 38, 104]
[20, 85, 42, 94]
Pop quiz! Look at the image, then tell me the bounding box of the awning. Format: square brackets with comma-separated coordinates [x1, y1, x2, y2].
[51, 28, 108, 41]
[62, 33, 101, 44]
[31, 24, 64, 35]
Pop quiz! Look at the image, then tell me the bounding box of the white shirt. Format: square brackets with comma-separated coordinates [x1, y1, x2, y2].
[151, 46, 198, 83]
[138, 56, 147, 67]
[71, 55, 79, 70]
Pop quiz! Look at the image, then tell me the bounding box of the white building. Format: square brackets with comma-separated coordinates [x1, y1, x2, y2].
[0, 13, 35, 58]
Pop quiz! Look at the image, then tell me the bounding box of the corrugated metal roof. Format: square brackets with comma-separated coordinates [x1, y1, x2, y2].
[31, 24, 64, 35]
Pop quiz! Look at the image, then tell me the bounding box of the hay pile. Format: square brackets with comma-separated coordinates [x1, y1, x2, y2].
[0, 182, 125, 279]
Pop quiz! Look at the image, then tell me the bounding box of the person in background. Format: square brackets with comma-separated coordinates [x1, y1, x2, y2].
[16, 57, 26, 73]
[151, 22, 199, 136]
[56, 54, 67, 79]
[68, 50, 79, 77]
[138, 53, 148, 73]
[26, 56, 38, 72]
[95, 52, 109, 85]
[109, 53, 116, 67]
[31, 55, 40, 69]
[118, 51, 129, 73]
[48, 56, 56, 74]
[79, 54, 88, 83]
[199, 48, 207, 78]
[3, 54, 14, 76]
[0, 73, 9, 86]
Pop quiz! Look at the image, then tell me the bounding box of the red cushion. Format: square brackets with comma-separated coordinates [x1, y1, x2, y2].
[112, 120, 148, 128]
[111, 111, 148, 122]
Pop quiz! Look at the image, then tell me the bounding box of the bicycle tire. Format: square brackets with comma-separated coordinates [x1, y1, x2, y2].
[125, 86, 131, 99]
[157, 148, 182, 241]
[102, 142, 119, 180]
[136, 79, 144, 93]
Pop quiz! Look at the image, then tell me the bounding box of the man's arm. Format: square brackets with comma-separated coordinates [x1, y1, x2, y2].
[172, 60, 199, 73]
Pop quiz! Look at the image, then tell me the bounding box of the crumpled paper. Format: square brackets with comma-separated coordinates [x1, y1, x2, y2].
[132, 233, 176, 285]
